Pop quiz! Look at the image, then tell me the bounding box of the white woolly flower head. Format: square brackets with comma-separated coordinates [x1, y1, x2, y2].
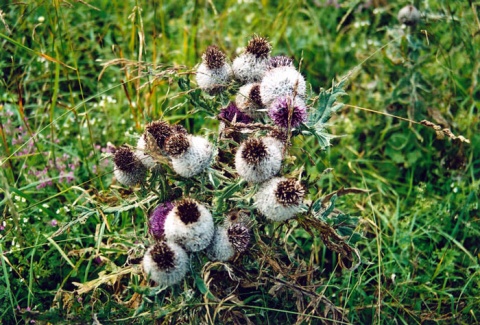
[165, 134, 213, 178]
[255, 177, 306, 222]
[232, 36, 271, 84]
[113, 146, 147, 186]
[163, 199, 214, 252]
[207, 222, 250, 262]
[142, 240, 189, 287]
[235, 83, 264, 119]
[135, 135, 157, 169]
[398, 5, 421, 26]
[196, 45, 233, 94]
[235, 137, 283, 183]
[260, 66, 306, 108]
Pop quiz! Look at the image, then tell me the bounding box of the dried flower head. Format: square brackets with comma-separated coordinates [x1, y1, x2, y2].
[169, 135, 213, 178]
[149, 202, 174, 239]
[268, 55, 293, 70]
[260, 66, 306, 108]
[203, 45, 226, 69]
[241, 138, 268, 165]
[245, 35, 271, 59]
[255, 177, 305, 222]
[145, 120, 173, 150]
[232, 36, 271, 84]
[165, 133, 189, 157]
[268, 96, 307, 128]
[218, 102, 253, 124]
[142, 240, 188, 287]
[197, 46, 233, 94]
[275, 178, 305, 206]
[114, 146, 137, 172]
[207, 222, 250, 261]
[227, 223, 250, 253]
[176, 199, 201, 225]
[235, 137, 283, 183]
[398, 5, 421, 26]
[150, 240, 176, 270]
[113, 146, 147, 186]
[164, 199, 214, 252]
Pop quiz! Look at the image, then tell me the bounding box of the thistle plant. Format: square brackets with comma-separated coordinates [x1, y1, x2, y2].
[105, 35, 362, 320]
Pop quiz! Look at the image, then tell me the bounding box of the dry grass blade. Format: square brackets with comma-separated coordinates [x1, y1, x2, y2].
[420, 120, 471, 143]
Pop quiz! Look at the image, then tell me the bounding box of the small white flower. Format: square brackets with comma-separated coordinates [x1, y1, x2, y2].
[142, 240, 189, 287]
[255, 177, 305, 222]
[163, 199, 214, 252]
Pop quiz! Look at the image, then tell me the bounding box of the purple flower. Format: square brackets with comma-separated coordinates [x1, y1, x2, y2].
[218, 102, 253, 124]
[51, 219, 58, 227]
[268, 96, 307, 128]
[149, 202, 174, 239]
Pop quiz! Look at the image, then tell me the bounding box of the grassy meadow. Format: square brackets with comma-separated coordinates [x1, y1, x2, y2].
[1, 0, 479, 324]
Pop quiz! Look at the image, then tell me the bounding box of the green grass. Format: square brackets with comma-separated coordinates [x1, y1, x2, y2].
[1, 0, 479, 324]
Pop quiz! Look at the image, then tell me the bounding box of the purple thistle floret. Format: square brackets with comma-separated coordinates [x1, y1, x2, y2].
[268, 96, 307, 128]
[149, 202, 174, 239]
[218, 102, 253, 124]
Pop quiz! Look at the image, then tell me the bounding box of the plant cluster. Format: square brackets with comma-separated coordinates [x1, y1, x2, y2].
[108, 36, 362, 308]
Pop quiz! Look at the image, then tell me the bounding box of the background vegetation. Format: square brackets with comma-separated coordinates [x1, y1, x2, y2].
[1, 0, 479, 324]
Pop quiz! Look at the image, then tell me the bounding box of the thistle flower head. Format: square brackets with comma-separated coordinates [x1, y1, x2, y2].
[142, 240, 188, 287]
[149, 202, 174, 239]
[398, 5, 421, 26]
[218, 102, 253, 124]
[145, 120, 173, 150]
[255, 177, 305, 222]
[165, 133, 189, 157]
[202, 45, 226, 69]
[227, 223, 250, 253]
[150, 240, 175, 270]
[268, 55, 293, 70]
[241, 138, 268, 165]
[164, 199, 214, 252]
[197, 46, 233, 94]
[235, 137, 283, 183]
[268, 96, 307, 128]
[169, 135, 213, 178]
[275, 178, 305, 206]
[176, 199, 201, 225]
[260, 66, 307, 108]
[114, 146, 137, 172]
[113, 146, 147, 186]
[135, 136, 157, 169]
[245, 35, 271, 59]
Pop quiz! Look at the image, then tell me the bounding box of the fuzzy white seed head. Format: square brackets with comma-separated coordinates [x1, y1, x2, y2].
[255, 177, 305, 222]
[169, 135, 213, 178]
[398, 5, 421, 26]
[235, 137, 283, 183]
[260, 66, 306, 108]
[196, 63, 233, 94]
[232, 52, 270, 85]
[142, 240, 189, 287]
[207, 225, 235, 262]
[163, 199, 214, 252]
